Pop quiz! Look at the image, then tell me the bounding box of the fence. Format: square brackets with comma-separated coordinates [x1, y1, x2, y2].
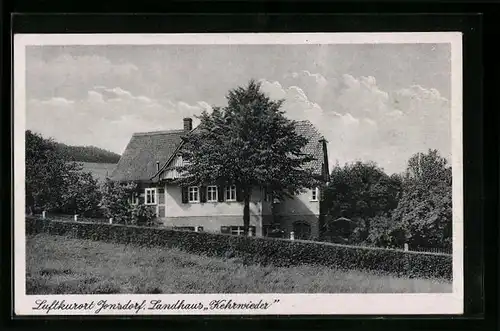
[35, 212, 453, 256]
[26, 216, 453, 280]
[408, 246, 452, 255]
[36, 212, 109, 224]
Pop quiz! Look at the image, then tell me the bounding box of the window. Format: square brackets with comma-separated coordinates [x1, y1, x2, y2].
[311, 187, 319, 201]
[188, 186, 199, 203]
[225, 185, 237, 201]
[230, 226, 245, 235]
[221, 226, 256, 236]
[206, 185, 218, 202]
[145, 188, 157, 205]
[173, 226, 196, 232]
[130, 193, 139, 205]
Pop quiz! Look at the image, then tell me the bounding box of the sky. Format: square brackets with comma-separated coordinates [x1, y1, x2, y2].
[25, 43, 452, 174]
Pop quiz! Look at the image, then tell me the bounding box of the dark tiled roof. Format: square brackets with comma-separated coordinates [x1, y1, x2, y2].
[295, 120, 325, 175]
[110, 130, 185, 182]
[112, 120, 326, 182]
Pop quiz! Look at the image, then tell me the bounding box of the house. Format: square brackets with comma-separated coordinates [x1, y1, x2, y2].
[111, 118, 329, 240]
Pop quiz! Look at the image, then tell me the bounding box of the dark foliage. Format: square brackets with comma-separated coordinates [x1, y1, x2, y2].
[26, 217, 452, 280]
[25, 130, 101, 216]
[56, 142, 120, 163]
[323, 161, 403, 244]
[390, 149, 453, 250]
[176, 80, 320, 235]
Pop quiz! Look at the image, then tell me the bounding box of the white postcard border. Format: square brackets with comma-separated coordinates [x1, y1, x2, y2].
[14, 32, 464, 316]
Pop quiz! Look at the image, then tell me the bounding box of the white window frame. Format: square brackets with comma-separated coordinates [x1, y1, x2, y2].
[311, 187, 319, 202]
[225, 185, 237, 202]
[230, 226, 245, 236]
[145, 188, 157, 205]
[229, 226, 256, 236]
[188, 186, 200, 203]
[206, 185, 218, 202]
[130, 192, 139, 205]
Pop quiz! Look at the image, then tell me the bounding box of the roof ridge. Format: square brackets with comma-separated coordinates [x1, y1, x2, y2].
[294, 119, 325, 140]
[133, 129, 185, 136]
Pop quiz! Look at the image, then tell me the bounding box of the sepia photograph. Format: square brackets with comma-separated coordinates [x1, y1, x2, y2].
[14, 33, 463, 315]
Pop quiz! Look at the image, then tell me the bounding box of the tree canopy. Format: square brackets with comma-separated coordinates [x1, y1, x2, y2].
[323, 150, 452, 249]
[25, 130, 101, 216]
[323, 161, 402, 243]
[390, 149, 452, 249]
[56, 142, 120, 163]
[176, 80, 320, 234]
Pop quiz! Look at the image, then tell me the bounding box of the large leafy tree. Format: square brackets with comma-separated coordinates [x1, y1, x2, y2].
[390, 149, 452, 249]
[323, 161, 402, 243]
[26, 130, 105, 217]
[176, 80, 320, 235]
[60, 171, 102, 217]
[25, 130, 80, 214]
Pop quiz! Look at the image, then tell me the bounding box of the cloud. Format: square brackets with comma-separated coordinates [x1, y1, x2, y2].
[39, 97, 75, 106]
[260, 73, 451, 174]
[26, 54, 451, 174]
[26, 54, 140, 100]
[282, 70, 337, 105]
[26, 87, 212, 154]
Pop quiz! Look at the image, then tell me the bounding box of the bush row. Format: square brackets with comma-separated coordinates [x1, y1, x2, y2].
[26, 217, 452, 280]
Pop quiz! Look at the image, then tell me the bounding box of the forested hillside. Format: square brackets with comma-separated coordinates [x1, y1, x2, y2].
[56, 143, 120, 163]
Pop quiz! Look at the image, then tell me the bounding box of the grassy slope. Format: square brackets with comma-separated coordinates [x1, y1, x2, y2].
[78, 162, 116, 182]
[26, 234, 452, 294]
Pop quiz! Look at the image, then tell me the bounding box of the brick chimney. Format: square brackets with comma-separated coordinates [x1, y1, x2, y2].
[183, 117, 193, 131]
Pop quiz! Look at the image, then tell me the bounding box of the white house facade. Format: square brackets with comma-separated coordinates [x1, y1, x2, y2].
[111, 118, 329, 240]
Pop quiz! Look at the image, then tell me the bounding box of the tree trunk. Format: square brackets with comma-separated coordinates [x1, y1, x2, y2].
[243, 187, 251, 235]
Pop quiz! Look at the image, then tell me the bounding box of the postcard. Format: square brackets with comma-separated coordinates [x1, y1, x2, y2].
[14, 32, 463, 315]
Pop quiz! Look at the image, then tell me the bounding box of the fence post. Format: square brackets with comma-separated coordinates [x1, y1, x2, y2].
[109, 218, 113, 225]
[404, 243, 409, 251]
[42, 211, 46, 219]
[195, 226, 199, 232]
[74, 214, 78, 222]
[290, 231, 295, 241]
[248, 227, 253, 237]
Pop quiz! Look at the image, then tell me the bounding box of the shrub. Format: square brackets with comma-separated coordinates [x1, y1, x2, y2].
[60, 171, 102, 217]
[100, 179, 137, 225]
[130, 204, 156, 226]
[26, 217, 452, 280]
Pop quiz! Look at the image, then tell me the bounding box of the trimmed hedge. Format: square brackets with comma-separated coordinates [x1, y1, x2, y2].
[26, 217, 452, 280]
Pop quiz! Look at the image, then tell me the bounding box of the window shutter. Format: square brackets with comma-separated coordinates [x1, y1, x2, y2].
[236, 186, 243, 202]
[181, 187, 188, 203]
[217, 186, 224, 202]
[200, 186, 207, 203]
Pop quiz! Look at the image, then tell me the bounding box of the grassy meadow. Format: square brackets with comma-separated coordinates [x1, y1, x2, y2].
[26, 233, 452, 294]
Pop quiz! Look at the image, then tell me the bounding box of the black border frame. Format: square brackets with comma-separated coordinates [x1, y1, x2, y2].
[2, 4, 497, 331]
